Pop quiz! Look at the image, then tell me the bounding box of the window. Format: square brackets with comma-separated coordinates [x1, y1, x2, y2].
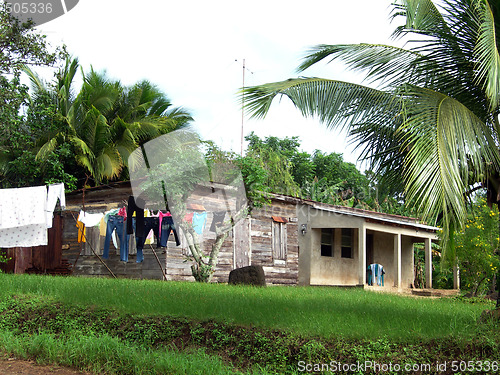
[321, 229, 334, 257]
[341, 228, 353, 258]
[272, 221, 287, 260]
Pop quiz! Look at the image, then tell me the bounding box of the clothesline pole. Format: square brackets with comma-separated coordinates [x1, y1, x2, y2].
[148, 243, 167, 280]
[70, 211, 117, 279]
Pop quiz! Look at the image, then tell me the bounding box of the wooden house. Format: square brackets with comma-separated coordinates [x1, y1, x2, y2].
[58, 180, 455, 292]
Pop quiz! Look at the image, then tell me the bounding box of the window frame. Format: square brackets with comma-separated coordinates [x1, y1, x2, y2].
[320, 228, 334, 257]
[272, 221, 287, 260]
[341, 228, 353, 258]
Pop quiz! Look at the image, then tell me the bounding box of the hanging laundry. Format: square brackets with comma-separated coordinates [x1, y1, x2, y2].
[76, 218, 86, 243]
[46, 183, 66, 228]
[157, 211, 171, 237]
[184, 212, 194, 224]
[159, 215, 180, 247]
[367, 263, 385, 286]
[78, 210, 104, 227]
[100, 208, 120, 236]
[133, 217, 160, 263]
[127, 195, 145, 237]
[117, 206, 127, 218]
[192, 211, 207, 235]
[103, 215, 129, 262]
[209, 211, 226, 232]
[0, 186, 48, 248]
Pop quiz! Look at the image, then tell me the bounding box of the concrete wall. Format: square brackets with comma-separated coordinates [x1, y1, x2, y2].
[370, 231, 394, 286]
[298, 203, 436, 288]
[298, 205, 363, 286]
[308, 227, 359, 285]
[401, 236, 415, 288]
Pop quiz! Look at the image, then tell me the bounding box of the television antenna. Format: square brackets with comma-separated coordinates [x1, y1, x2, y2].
[236, 59, 253, 156]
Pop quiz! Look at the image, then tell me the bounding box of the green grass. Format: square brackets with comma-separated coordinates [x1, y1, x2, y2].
[0, 273, 491, 341]
[0, 330, 254, 375]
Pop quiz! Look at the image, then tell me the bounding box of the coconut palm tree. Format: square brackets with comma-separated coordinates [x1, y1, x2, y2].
[243, 0, 500, 255]
[25, 57, 192, 185]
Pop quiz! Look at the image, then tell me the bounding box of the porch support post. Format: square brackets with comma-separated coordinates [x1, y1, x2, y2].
[453, 263, 460, 290]
[394, 233, 401, 289]
[358, 224, 366, 286]
[424, 237, 432, 289]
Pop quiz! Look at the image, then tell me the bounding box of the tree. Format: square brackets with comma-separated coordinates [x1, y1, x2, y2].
[243, 0, 500, 305]
[131, 132, 248, 283]
[26, 57, 192, 186]
[243, 132, 301, 197]
[0, 2, 61, 121]
[0, 3, 64, 187]
[455, 196, 500, 296]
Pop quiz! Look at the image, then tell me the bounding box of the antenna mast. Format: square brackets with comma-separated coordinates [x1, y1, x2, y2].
[241, 58, 245, 156]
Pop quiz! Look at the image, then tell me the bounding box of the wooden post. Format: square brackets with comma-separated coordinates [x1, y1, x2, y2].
[149, 244, 167, 280]
[424, 237, 432, 289]
[358, 225, 366, 286]
[394, 233, 401, 289]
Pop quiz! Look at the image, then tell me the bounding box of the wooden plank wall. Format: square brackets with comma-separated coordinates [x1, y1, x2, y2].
[63, 182, 300, 285]
[250, 200, 299, 285]
[0, 213, 67, 274]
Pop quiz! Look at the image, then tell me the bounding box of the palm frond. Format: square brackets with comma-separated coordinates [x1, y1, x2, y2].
[298, 44, 423, 88]
[243, 78, 401, 130]
[473, 0, 500, 110]
[22, 65, 52, 102]
[391, 0, 448, 38]
[401, 85, 500, 254]
[94, 147, 123, 181]
[35, 137, 59, 160]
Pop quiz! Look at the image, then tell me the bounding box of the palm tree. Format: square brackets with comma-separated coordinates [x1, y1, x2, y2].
[25, 57, 192, 185]
[243, 0, 500, 304]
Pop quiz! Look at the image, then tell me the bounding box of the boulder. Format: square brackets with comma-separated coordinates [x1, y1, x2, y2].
[228, 265, 266, 286]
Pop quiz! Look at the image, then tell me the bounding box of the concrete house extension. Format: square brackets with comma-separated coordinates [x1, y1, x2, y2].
[291, 196, 442, 290]
[59, 181, 454, 292]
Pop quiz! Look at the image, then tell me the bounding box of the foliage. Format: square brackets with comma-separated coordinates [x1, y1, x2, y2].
[0, 2, 61, 127]
[454, 195, 500, 296]
[25, 57, 193, 187]
[242, 0, 500, 261]
[204, 141, 270, 209]
[0, 279, 498, 374]
[0, 274, 493, 341]
[241, 132, 410, 215]
[0, 4, 67, 188]
[243, 132, 301, 197]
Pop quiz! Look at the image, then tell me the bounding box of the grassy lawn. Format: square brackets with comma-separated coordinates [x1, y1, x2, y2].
[0, 273, 497, 374]
[0, 273, 491, 341]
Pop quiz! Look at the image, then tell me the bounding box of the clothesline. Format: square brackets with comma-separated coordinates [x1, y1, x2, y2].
[77, 196, 228, 264]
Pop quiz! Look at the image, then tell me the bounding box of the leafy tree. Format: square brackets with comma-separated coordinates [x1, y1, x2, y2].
[244, 133, 301, 197]
[243, 133, 401, 210]
[0, 3, 65, 187]
[133, 133, 249, 283]
[455, 196, 500, 296]
[310, 150, 370, 202]
[26, 57, 192, 186]
[243, 0, 500, 272]
[0, 2, 61, 124]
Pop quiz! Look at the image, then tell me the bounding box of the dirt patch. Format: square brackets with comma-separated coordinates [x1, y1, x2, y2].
[0, 357, 92, 375]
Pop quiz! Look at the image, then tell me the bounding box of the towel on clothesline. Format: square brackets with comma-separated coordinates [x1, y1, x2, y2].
[0, 185, 48, 247]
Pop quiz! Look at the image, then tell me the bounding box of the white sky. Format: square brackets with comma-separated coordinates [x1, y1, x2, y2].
[34, 0, 398, 167]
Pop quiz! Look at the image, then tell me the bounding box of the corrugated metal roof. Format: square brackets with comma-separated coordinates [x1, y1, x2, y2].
[268, 193, 439, 232]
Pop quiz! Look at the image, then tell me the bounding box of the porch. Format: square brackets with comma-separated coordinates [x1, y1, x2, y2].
[297, 202, 460, 291]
